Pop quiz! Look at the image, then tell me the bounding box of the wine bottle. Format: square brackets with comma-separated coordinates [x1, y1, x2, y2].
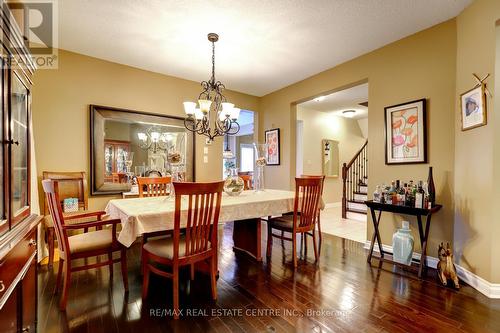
[427, 166, 436, 207]
[415, 181, 424, 209]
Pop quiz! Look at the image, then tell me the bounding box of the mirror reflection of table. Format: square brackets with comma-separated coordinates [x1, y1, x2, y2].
[105, 189, 296, 261]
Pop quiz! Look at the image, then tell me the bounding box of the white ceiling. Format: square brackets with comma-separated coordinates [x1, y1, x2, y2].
[58, 0, 471, 97]
[299, 83, 368, 119]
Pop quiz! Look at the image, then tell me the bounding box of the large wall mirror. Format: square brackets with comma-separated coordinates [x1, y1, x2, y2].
[90, 105, 195, 195]
[322, 139, 339, 178]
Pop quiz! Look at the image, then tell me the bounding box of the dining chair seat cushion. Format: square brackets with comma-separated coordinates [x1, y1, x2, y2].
[143, 235, 211, 259]
[269, 214, 297, 230]
[68, 229, 114, 254]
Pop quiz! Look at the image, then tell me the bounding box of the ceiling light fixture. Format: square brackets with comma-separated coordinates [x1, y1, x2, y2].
[342, 110, 356, 118]
[183, 33, 240, 142]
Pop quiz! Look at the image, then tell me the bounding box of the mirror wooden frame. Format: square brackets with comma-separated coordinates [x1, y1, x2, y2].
[89, 105, 195, 195]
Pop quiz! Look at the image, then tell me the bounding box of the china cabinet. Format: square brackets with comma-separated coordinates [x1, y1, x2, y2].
[0, 4, 42, 333]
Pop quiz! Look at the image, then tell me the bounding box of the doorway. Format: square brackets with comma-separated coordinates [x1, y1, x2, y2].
[295, 83, 368, 243]
[222, 110, 255, 178]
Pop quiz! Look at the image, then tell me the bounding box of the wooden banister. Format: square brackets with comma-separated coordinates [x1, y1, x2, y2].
[342, 140, 368, 219]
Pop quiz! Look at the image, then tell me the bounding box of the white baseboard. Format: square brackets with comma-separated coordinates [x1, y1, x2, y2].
[363, 241, 500, 298]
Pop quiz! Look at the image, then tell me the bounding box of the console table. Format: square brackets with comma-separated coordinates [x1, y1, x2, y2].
[365, 200, 442, 278]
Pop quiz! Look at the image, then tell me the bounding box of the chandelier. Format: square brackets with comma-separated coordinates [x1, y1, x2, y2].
[137, 126, 172, 154]
[183, 33, 240, 142]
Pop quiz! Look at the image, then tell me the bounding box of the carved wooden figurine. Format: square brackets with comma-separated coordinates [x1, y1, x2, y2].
[437, 242, 460, 289]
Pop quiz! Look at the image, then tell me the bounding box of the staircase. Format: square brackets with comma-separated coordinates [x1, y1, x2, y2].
[342, 140, 368, 221]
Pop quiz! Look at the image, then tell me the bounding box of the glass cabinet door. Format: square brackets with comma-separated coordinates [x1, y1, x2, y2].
[0, 63, 5, 236]
[10, 72, 29, 225]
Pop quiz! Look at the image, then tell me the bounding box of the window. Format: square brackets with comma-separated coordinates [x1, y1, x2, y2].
[240, 144, 254, 172]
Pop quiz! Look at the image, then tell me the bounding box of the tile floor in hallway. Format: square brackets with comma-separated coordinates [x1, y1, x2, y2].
[319, 205, 367, 243]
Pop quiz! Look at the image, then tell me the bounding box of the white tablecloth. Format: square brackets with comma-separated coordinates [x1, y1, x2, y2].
[105, 190, 295, 247]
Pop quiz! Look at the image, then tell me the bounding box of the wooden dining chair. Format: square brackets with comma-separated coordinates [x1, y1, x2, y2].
[266, 177, 323, 267]
[42, 179, 129, 310]
[141, 181, 224, 319]
[137, 176, 172, 197]
[239, 174, 253, 190]
[43, 171, 89, 267]
[301, 175, 325, 245]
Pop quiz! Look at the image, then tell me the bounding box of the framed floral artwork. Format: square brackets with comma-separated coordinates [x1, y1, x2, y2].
[265, 128, 280, 165]
[460, 85, 487, 131]
[384, 99, 427, 165]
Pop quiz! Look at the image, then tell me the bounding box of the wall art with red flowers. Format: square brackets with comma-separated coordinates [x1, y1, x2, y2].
[265, 128, 280, 165]
[384, 99, 427, 165]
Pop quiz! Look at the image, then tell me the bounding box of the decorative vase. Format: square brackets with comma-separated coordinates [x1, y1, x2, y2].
[223, 168, 244, 196]
[392, 221, 414, 266]
[253, 143, 268, 192]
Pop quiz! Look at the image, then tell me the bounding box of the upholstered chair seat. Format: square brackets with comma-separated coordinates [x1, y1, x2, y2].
[68, 229, 114, 254]
[143, 236, 211, 259]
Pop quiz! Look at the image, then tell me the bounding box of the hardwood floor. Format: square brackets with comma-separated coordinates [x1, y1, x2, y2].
[38, 222, 500, 333]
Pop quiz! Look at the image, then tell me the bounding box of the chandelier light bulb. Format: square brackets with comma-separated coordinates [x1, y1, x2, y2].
[150, 131, 161, 142]
[194, 108, 204, 120]
[183, 101, 196, 116]
[230, 107, 241, 121]
[198, 99, 212, 115]
[221, 102, 234, 118]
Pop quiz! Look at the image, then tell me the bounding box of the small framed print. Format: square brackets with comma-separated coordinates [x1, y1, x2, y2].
[265, 128, 280, 165]
[461, 85, 487, 131]
[385, 99, 427, 165]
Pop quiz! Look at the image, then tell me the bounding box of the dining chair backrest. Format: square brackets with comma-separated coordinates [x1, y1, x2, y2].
[293, 177, 324, 230]
[172, 181, 224, 260]
[43, 171, 88, 216]
[42, 180, 71, 257]
[300, 175, 325, 196]
[137, 176, 172, 197]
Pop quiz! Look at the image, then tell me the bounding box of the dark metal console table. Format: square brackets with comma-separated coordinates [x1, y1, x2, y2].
[365, 200, 442, 278]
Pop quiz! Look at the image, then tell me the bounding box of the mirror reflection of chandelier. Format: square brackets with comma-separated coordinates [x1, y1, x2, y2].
[183, 33, 241, 142]
[137, 126, 173, 153]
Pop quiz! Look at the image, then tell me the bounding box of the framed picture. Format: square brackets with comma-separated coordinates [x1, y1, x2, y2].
[460, 85, 487, 131]
[265, 128, 280, 165]
[385, 99, 427, 165]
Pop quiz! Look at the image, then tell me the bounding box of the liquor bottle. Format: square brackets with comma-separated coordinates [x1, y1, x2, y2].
[394, 180, 400, 204]
[427, 166, 436, 207]
[398, 183, 406, 206]
[373, 185, 382, 203]
[415, 181, 425, 209]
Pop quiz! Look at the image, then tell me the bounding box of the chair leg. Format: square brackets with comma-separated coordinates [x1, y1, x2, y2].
[120, 249, 129, 292]
[54, 258, 64, 294]
[190, 264, 195, 280]
[266, 222, 272, 259]
[210, 256, 217, 300]
[173, 267, 180, 319]
[292, 233, 297, 268]
[59, 261, 71, 310]
[108, 251, 113, 278]
[312, 230, 319, 263]
[47, 227, 55, 268]
[141, 250, 149, 299]
[317, 215, 322, 244]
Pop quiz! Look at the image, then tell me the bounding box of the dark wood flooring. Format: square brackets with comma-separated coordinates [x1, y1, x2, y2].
[38, 223, 500, 333]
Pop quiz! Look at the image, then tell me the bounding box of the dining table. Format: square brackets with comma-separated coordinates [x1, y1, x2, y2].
[105, 189, 296, 261]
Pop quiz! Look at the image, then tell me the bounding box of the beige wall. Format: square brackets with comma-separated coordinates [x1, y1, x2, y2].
[297, 107, 366, 203]
[260, 20, 457, 259]
[32, 49, 259, 211]
[454, 0, 500, 282]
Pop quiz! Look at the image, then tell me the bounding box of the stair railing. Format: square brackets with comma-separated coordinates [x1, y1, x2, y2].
[342, 140, 368, 219]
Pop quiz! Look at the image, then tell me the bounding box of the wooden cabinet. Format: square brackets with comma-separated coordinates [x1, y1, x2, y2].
[0, 4, 41, 333]
[104, 140, 130, 183]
